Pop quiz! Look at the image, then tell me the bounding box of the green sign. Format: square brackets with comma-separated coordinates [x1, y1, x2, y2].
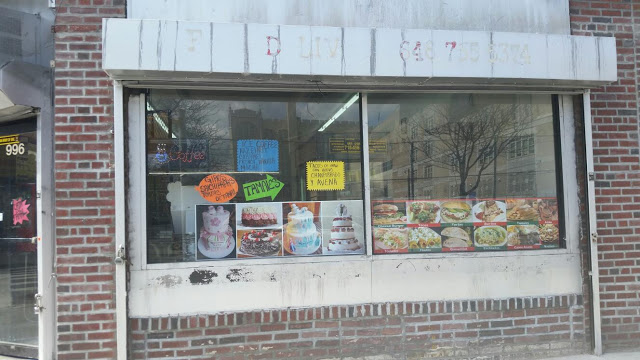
[243, 175, 284, 201]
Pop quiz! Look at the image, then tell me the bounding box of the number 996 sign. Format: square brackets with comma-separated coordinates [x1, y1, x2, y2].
[5, 143, 25, 156]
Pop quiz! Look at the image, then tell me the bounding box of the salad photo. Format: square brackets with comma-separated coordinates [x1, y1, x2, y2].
[474, 226, 507, 247]
[373, 227, 408, 252]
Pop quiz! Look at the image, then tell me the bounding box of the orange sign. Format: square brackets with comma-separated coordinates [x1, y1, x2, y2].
[196, 174, 238, 203]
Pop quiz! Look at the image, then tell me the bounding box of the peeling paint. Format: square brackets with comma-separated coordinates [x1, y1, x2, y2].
[189, 269, 218, 285]
[156, 274, 182, 288]
[226, 268, 251, 282]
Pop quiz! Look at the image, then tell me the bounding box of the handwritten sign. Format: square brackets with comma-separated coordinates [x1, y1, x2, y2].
[306, 161, 345, 191]
[243, 175, 284, 201]
[237, 140, 279, 172]
[196, 174, 238, 203]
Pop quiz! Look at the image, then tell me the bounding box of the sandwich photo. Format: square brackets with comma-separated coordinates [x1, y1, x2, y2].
[372, 203, 406, 225]
[440, 201, 472, 223]
[441, 226, 473, 248]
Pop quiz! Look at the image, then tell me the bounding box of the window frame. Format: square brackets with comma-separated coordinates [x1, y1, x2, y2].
[126, 90, 578, 272]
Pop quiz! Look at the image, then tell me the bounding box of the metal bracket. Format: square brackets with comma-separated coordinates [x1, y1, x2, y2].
[591, 232, 598, 243]
[588, 172, 595, 181]
[34, 293, 43, 314]
[114, 244, 126, 265]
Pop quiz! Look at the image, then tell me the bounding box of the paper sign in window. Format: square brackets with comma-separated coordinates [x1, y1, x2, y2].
[237, 140, 279, 172]
[306, 161, 345, 191]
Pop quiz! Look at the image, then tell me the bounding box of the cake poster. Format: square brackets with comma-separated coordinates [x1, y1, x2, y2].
[195, 204, 236, 260]
[282, 202, 323, 256]
[320, 200, 365, 255]
[237, 139, 279, 172]
[306, 161, 345, 191]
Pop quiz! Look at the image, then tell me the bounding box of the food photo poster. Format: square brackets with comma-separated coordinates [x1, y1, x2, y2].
[371, 197, 560, 255]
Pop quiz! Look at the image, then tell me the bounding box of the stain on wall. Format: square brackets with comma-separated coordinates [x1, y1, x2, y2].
[227, 268, 251, 282]
[189, 270, 218, 285]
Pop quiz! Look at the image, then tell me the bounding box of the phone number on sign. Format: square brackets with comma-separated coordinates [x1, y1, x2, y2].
[399, 41, 532, 65]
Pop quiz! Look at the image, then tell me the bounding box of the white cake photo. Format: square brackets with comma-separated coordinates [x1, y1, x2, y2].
[321, 200, 365, 255]
[283, 203, 321, 255]
[196, 205, 235, 259]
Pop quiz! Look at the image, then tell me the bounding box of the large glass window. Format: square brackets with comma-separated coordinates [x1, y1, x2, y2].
[145, 90, 365, 263]
[368, 94, 563, 254]
[142, 91, 565, 263]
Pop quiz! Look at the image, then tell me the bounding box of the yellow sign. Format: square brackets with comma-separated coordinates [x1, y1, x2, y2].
[0, 135, 20, 145]
[306, 161, 345, 191]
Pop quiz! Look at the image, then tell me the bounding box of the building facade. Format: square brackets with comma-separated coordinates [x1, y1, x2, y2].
[0, 0, 633, 359]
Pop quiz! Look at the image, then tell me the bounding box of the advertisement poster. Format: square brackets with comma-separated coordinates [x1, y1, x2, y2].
[235, 202, 283, 258]
[237, 139, 279, 172]
[306, 161, 345, 191]
[372, 197, 561, 255]
[282, 202, 323, 256]
[320, 200, 365, 255]
[195, 204, 236, 260]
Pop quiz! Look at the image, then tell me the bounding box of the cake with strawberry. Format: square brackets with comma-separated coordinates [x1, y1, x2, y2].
[241, 205, 278, 227]
[239, 229, 282, 256]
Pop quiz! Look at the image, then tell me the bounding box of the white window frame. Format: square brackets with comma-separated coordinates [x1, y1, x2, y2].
[123, 91, 584, 317]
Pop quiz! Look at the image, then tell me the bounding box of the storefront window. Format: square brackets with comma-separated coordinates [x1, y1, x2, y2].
[145, 90, 365, 263]
[367, 94, 563, 254]
[143, 91, 565, 263]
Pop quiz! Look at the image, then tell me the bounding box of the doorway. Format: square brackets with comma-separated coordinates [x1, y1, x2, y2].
[0, 118, 38, 358]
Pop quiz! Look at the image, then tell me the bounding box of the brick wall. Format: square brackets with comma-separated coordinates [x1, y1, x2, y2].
[53, 0, 125, 359]
[569, 0, 640, 351]
[130, 296, 587, 360]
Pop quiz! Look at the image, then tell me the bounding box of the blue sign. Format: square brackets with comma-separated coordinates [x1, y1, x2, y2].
[237, 140, 279, 172]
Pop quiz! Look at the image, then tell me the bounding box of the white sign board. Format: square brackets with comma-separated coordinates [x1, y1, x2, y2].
[103, 19, 616, 86]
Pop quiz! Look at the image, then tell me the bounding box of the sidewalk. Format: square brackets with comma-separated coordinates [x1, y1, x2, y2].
[541, 351, 640, 360]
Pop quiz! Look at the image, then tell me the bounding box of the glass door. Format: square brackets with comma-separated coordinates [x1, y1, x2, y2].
[0, 118, 38, 358]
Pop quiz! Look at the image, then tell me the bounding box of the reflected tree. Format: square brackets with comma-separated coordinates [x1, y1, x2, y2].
[404, 100, 533, 197]
[147, 96, 230, 171]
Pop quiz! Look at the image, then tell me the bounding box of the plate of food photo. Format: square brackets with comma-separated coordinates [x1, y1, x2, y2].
[440, 201, 472, 223]
[372, 203, 406, 225]
[473, 200, 506, 222]
[407, 201, 440, 224]
[441, 226, 473, 249]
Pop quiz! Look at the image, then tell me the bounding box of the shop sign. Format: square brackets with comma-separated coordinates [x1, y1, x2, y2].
[196, 174, 238, 203]
[237, 139, 279, 172]
[329, 137, 388, 154]
[306, 161, 345, 191]
[242, 175, 284, 201]
[150, 139, 208, 171]
[0, 134, 25, 157]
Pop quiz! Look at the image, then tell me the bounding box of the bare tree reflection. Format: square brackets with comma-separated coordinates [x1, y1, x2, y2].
[404, 102, 532, 197]
[148, 97, 231, 170]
